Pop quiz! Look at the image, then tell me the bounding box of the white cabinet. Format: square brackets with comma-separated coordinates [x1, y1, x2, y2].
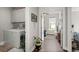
[12, 8, 25, 22]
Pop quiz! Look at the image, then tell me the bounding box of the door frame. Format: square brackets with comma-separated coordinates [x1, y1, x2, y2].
[41, 13, 45, 40]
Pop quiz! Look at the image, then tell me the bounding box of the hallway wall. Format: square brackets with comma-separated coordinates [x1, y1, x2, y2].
[25, 7, 39, 51]
[72, 7, 79, 32]
[0, 8, 12, 42]
[29, 7, 39, 51]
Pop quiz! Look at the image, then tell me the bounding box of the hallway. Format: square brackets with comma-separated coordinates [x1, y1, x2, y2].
[40, 35, 63, 52]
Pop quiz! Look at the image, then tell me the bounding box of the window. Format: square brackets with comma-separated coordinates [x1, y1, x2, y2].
[48, 18, 56, 31]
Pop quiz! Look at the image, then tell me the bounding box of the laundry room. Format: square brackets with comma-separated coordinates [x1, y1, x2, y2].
[0, 7, 25, 52]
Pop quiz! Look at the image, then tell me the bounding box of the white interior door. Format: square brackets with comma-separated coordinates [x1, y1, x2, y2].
[62, 7, 72, 52]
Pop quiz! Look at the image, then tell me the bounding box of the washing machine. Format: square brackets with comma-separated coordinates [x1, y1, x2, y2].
[4, 29, 25, 51]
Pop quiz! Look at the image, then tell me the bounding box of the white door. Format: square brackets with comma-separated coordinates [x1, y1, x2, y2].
[62, 7, 72, 52]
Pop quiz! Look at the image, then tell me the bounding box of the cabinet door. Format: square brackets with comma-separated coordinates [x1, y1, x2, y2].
[12, 8, 25, 22]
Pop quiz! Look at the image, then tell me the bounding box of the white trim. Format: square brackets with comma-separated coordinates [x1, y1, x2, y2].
[25, 7, 30, 52]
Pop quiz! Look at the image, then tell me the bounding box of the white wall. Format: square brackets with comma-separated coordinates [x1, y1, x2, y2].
[0, 8, 12, 42]
[25, 7, 39, 52]
[72, 9, 79, 32]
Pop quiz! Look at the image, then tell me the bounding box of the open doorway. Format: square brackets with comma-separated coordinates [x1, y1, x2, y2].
[40, 11, 63, 52]
[47, 17, 57, 35]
